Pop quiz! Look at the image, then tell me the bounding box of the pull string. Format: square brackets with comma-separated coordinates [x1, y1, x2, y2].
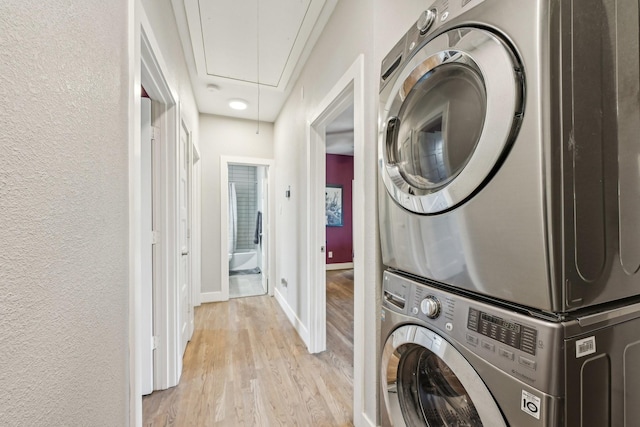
[256, 0, 261, 134]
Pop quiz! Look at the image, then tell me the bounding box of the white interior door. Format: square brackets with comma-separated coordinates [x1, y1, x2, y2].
[178, 121, 191, 355]
[140, 97, 154, 395]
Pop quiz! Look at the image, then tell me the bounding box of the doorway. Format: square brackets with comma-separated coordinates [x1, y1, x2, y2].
[324, 103, 355, 379]
[228, 164, 268, 298]
[220, 156, 275, 301]
[307, 55, 365, 423]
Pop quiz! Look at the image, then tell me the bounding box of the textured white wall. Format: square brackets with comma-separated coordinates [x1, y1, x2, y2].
[200, 115, 274, 295]
[0, 2, 129, 426]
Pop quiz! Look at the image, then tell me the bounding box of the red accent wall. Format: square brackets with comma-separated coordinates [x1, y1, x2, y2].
[326, 154, 354, 264]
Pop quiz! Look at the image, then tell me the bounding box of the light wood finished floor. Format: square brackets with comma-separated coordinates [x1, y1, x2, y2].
[143, 269, 355, 426]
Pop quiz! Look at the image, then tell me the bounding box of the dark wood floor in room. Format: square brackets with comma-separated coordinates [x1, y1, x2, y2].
[143, 269, 355, 426]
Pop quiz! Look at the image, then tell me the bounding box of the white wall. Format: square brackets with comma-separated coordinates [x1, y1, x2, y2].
[273, 0, 426, 424]
[0, 2, 129, 425]
[200, 115, 274, 296]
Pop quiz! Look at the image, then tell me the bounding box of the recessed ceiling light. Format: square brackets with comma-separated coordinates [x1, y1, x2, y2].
[206, 84, 219, 92]
[228, 99, 248, 110]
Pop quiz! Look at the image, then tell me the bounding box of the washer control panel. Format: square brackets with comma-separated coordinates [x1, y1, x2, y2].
[467, 308, 538, 355]
[382, 270, 565, 393]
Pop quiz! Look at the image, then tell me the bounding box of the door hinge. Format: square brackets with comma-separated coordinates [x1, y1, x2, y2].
[152, 336, 159, 351]
[151, 231, 160, 245]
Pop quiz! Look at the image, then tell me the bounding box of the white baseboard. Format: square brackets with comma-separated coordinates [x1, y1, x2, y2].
[274, 288, 310, 347]
[200, 291, 226, 303]
[326, 262, 354, 271]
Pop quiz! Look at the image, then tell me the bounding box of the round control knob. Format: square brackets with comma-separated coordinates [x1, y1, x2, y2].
[420, 296, 441, 319]
[416, 9, 436, 34]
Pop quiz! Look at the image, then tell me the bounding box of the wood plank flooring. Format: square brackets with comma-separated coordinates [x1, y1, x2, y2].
[143, 269, 354, 426]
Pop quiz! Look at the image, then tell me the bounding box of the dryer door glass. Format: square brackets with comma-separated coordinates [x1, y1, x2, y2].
[393, 62, 486, 191]
[379, 27, 523, 214]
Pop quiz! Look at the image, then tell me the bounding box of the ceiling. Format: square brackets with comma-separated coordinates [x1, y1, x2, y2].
[171, 0, 338, 122]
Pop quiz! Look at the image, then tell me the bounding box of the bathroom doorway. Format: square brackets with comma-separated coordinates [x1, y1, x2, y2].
[228, 164, 267, 298]
[220, 156, 274, 301]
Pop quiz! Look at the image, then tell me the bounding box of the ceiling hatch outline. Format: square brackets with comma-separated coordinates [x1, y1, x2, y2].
[185, 0, 327, 91]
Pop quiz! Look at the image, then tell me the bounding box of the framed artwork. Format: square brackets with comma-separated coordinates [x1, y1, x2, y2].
[325, 185, 343, 227]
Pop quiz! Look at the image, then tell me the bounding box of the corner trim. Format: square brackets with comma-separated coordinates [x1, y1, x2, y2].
[274, 288, 310, 347]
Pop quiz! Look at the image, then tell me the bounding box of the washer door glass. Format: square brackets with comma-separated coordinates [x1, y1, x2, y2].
[380, 28, 523, 214]
[397, 343, 481, 425]
[381, 325, 507, 426]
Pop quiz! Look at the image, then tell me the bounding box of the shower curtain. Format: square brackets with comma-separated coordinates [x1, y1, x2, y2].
[228, 182, 237, 258]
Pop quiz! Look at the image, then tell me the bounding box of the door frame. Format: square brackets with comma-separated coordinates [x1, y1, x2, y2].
[130, 5, 186, 426]
[137, 8, 182, 393]
[306, 54, 366, 423]
[220, 156, 276, 300]
[179, 116, 195, 353]
[192, 144, 202, 308]
[140, 96, 154, 396]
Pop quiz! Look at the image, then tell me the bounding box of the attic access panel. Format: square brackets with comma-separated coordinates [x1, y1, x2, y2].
[191, 0, 321, 88]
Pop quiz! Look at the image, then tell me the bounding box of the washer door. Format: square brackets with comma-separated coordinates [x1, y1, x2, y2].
[379, 28, 523, 214]
[381, 325, 507, 426]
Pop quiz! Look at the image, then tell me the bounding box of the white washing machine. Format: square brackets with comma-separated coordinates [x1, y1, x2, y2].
[378, 0, 640, 313]
[381, 270, 640, 426]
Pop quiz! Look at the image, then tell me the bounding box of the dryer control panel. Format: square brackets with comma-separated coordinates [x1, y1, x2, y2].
[379, 0, 487, 90]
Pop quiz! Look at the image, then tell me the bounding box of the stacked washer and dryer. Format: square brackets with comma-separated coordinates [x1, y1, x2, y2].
[377, 0, 640, 426]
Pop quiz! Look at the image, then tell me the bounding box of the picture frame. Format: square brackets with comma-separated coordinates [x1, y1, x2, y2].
[325, 185, 343, 227]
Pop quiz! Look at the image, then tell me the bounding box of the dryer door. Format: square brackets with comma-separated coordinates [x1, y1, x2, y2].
[379, 27, 523, 214]
[381, 325, 507, 426]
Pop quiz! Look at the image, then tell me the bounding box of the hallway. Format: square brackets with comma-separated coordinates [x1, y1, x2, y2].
[143, 270, 355, 426]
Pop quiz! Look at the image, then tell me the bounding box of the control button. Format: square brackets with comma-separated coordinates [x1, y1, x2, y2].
[411, 307, 419, 315]
[441, 11, 449, 22]
[481, 341, 495, 352]
[408, 41, 416, 51]
[467, 308, 479, 332]
[416, 9, 436, 34]
[420, 295, 441, 319]
[466, 334, 479, 346]
[445, 322, 453, 332]
[499, 348, 515, 361]
[519, 356, 537, 370]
